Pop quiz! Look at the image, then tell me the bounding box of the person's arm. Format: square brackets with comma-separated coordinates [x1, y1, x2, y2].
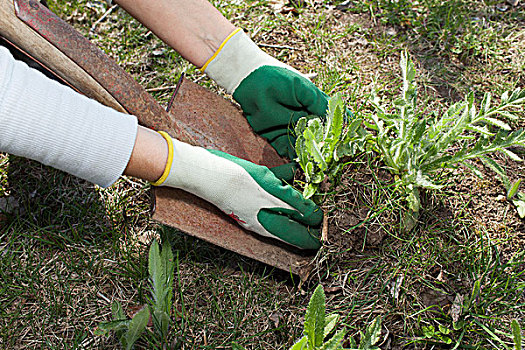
[115, 0, 332, 160]
[0, 46, 322, 249]
[123, 126, 167, 182]
[114, 0, 235, 67]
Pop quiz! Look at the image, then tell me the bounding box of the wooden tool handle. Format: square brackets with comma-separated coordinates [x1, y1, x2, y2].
[0, 0, 125, 112]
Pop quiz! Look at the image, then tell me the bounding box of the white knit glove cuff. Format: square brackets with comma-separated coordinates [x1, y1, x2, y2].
[201, 29, 303, 94]
[154, 134, 294, 240]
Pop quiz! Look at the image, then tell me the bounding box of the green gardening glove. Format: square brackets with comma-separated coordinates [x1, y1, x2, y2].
[201, 29, 329, 160]
[152, 132, 323, 249]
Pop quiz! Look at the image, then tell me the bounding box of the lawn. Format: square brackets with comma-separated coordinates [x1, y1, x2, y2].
[0, 0, 524, 348]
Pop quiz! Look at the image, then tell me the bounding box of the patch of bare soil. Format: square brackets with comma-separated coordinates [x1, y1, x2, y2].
[445, 155, 525, 259]
[322, 163, 396, 256]
[321, 151, 525, 266]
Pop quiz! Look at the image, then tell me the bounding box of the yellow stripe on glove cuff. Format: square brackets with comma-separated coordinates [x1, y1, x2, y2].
[200, 28, 242, 72]
[151, 131, 174, 186]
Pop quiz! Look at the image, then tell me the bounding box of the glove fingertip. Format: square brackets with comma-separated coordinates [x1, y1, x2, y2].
[258, 210, 321, 250]
[269, 162, 297, 182]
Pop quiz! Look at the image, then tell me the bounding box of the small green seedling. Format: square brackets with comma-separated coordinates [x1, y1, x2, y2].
[511, 320, 522, 350]
[350, 316, 383, 350]
[289, 284, 383, 350]
[289, 284, 347, 349]
[481, 158, 525, 218]
[295, 94, 366, 199]
[96, 240, 175, 349]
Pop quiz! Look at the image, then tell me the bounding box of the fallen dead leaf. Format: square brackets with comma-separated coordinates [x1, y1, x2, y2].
[269, 311, 283, 327]
[269, 0, 287, 10]
[437, 269, 446, 282]
[323, 286, 342, 294]
[450, 294, 464, 323]
[268, 0, 297, 13]
[0, 196, 19, 213]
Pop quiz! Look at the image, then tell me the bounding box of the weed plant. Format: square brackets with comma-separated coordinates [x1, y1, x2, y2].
[97, 240, 175, 349]
[294, 94, 367, 199]
[296, 52, 525, 228]
[367, 52, 525, 227]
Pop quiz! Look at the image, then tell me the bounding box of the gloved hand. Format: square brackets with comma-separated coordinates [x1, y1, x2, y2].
[201, 29, 329, 160]
[152, 132, 323, 249]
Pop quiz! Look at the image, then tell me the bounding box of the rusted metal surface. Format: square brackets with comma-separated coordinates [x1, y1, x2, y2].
[8, 0, 317, 279]
[153, 187, 315, 280]
[164, 78, 286, 163]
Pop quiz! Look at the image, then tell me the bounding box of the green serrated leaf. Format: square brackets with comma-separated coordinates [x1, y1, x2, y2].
[112, 301, 126, 321]
[437, 335, 453, 344]
[327, 94, 340, 119]
[329, 96, 344, 141]
[305, 162, 315, 182]
[359, 317, 382, 349]
[453, 320, 464, 331]
[497, 111, 520, 120]
[311, 169, 325, 184]
[367, 317, 382, 346]
[349, 335, 358, 349]
[307, 118, 324, 143]
[414, 170, 444, 190]
[303, 183, 318, 199]
[123, 306, 150, 350]
[295, 117, 308, 137]
[304, 129, 328, 171]
[502, 148, 524, 162]
[480, 92, 492, 115]
[304, 285, 326, 348]
[289, 336, 308, 350]
[480, 156, 505, 179]
[507, 179, 522, 199]
[466, 125, 494, 136]
[324, 314, 339, 337]
[160, 241, 175, 312]
[462, 161, 484, 179]
[149, 241, 162, 304]
[438, 325, 451, 335]
[480, 117, 511, 130]
[422, 325, 435, 338]
[97, 319, 130, 335]
[149, 240, 175, 318]
[320, 329, 346, 350]
[153, 310, 170, 341]
[511, 319, 522, 350]
[296, 136, 309, 168]
[394, 98, 407, 107]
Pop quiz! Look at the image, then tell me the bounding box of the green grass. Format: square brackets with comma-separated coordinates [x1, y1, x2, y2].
[1, 0, 524, 348]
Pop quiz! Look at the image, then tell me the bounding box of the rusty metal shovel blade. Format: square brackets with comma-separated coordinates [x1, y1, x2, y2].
[1, 0, 316, 279]
[154, 78, 316, 280]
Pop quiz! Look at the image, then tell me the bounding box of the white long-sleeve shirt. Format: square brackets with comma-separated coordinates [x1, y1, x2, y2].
[0, 46, 138, 187]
